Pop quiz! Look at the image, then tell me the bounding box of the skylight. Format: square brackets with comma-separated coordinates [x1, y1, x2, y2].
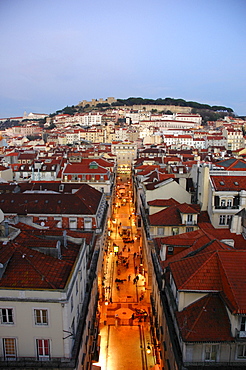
[220, 181, 225, 186]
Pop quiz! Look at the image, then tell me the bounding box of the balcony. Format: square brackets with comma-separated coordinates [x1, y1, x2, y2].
[184, 220, 197, 226]
[0, 357, 74, 368]
[214, 205, 239, 210]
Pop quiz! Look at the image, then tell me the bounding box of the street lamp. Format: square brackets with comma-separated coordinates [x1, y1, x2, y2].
[146, 343, 151, 354]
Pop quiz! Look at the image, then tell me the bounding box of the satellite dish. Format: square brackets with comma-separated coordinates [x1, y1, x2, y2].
[41, 221, 45, 226]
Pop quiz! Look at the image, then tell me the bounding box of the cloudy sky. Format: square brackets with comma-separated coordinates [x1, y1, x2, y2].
[0, 0, 245, 117]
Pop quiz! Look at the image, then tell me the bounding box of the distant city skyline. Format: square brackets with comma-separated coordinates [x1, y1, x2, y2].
[0, 0, 245, 117]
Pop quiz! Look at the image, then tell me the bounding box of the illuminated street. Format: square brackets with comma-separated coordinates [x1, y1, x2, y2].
[94, 172, 158, 370]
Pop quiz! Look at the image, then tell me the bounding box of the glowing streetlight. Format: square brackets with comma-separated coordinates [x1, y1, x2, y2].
[146, 343, 151, 354]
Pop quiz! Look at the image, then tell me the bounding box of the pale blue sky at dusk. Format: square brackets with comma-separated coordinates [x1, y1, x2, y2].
[0, 0, 245, 117]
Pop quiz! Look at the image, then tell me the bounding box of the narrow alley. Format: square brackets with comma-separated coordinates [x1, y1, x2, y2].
[94, 173, 159, 370]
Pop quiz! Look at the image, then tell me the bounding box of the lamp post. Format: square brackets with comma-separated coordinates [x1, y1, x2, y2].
[146, 343, 151, 355]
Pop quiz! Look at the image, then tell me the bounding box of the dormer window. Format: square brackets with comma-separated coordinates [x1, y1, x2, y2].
[240, 317, 246, 332]
[221, 199, 226, 207]
[187, 214, 193, 224]
[89, 161, 98, 169]
[167, 246, 174, 255]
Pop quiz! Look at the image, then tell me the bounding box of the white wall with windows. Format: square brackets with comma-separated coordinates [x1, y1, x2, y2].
[0, 238, 89, 364]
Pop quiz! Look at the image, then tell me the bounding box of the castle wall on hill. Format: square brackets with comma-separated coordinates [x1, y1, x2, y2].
[132, 104, 192, 113]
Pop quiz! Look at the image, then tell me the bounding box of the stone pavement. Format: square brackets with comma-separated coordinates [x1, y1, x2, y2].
[94, 179, 159, 370]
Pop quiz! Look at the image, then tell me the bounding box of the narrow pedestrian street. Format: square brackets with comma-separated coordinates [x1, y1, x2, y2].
[93, 173, 158, 370]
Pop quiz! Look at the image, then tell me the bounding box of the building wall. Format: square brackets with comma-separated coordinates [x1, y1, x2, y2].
[0, 239, 87, 360]
[178, 291, 207, 312]
[0, 168, 13, 182]
[145, 181, 191, 204]
[133, 104, 192, 113]
[149, 225, 199, 238]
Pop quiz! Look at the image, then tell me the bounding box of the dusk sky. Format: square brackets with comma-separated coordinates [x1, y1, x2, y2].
[0, 0, 245, 118]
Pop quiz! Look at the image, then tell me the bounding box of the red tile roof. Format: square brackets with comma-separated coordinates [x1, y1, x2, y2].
[171, 250, 223, 291]
[0, 184, 102, 215]
[148, 198, 179, 207]
[63, 162, 109, 174]
[176, 294, 233, 342]
[210, 175, 246, 191]
[178, 203, 200, 214]
[145, 177, 174, 190]
[0, 240, 79, 289]
[170, 249, 246, 314]
[149, 203, 200, 226]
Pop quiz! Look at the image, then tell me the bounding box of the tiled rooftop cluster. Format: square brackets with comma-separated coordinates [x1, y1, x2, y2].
[0, 106, 246, 368]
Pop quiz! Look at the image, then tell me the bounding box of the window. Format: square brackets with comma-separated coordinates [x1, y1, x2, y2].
[0, 308, 14, 324]
[157, 227, 164, 236]
[226, 215, 232, 225]
[237, 344, 246, 358]
[220, 199, 226, 207]
[240, 317, 246, 331]
[204, 344, 218, 361]
[186, 227, 194, 233]
[69, 218, 77, 229]
[34, 309, 48, 325]
[227, 199, 232, 207]
[172, 227, 179, 235]
[36, 339, 50, 360]
[3, 338, 17, 360]
[167, 247, 173, 255]
[187, 214, 193, 224]
[84, 218, 92, 230]
[219, 215, 226, 225]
